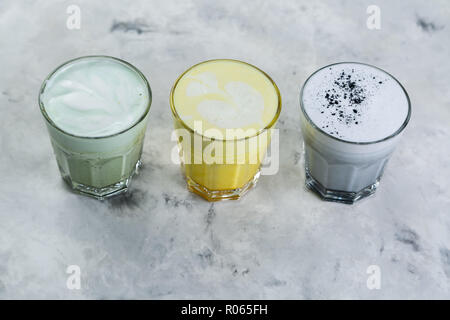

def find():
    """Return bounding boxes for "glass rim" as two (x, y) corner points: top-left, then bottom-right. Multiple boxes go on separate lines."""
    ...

(169, 58), (282, 142)
(299, 61), (412, 145)
(38, 55), (152, 140)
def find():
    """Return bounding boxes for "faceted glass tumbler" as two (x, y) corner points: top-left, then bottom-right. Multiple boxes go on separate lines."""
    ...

(38, 56), (152, 199)
(299, 63), (411, 204)
(169, 59), (282, 202)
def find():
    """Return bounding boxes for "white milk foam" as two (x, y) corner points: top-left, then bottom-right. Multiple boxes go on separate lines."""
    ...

(41, 57), (149, 137)
(302, 63), (409, 143)
(186, 72), (265, 129)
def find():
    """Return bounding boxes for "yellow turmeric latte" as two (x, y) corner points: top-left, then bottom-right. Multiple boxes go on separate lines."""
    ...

(170, 59), (280, 201)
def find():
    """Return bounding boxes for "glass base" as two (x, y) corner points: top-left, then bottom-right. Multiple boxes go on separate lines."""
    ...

(62, 159), (142, 200)
(305, 168), (379, 204)
(186, 170), (261, 202)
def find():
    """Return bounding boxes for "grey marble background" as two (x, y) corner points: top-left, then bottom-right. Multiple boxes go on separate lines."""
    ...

(0, 0), (449, 299)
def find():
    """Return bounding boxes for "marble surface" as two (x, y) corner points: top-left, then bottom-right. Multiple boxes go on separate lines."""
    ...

(0, 0), (449, 299)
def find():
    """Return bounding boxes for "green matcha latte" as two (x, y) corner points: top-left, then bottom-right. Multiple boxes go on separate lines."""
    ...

(39, 56), (152, 199)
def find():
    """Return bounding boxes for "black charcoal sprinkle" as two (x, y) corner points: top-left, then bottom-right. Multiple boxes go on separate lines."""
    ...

(315, 67), (387, 138)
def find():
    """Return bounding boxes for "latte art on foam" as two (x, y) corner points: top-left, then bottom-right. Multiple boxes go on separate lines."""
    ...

(186, 73), (265, 128)
(40, 57), (149, 137)
(173, 60), (279, 139)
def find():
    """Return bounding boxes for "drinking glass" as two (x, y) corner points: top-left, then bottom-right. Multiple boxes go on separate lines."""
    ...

(170, 59), (281, 201)
(39, 56), (152, 199)
(299, 62), (411, 204)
